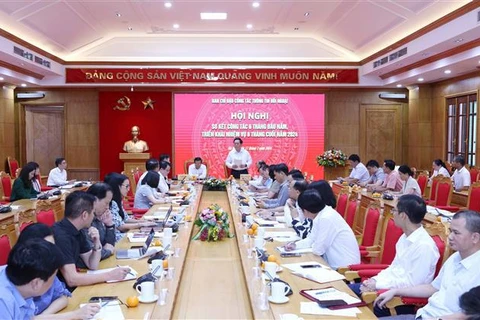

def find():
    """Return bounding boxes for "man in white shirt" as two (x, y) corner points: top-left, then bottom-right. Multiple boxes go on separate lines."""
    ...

(137, 158), (160, 186)
(225, 137), (252, 179)
(375, 210), (480, 319)
(284, 189), (360, 269)
(349, 195), (439, 301)
(340, 154), (370, 185)
(158, 161), (171, 194)
(47, 157), (70, 186)
(451, 155), (471, 191)
(188, 157), (207, 179)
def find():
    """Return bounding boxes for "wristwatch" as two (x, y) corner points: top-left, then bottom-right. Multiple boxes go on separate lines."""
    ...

(92, 245), (102, 251)
(105, 225), (114, 229)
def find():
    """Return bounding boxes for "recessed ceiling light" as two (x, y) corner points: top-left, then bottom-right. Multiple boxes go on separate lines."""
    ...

(115, 13), (121, 17)
(454, 38), (464, 43)
(294, 27), (299, 31)
(418, 78), (424, 82)
(173, 23), (179, 29)
(304, 12), (310, 17)
(252, 2), (260, 8)
(246, 24), (253, 29)
(21, 83), (27, 87)
(164, 2), (172, 8)
(201, 12), (227, 20)
(396, 84), (402, 88)
(444, 70), (451, 74)
(128, 27), (133, 31)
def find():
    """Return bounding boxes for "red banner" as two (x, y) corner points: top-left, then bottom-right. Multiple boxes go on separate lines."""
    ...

(66, 68), (358, 84)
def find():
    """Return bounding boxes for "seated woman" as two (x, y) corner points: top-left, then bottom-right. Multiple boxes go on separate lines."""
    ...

(29, 162), (42, 193)
(431, 159), (451, 179)
(17, 223), (100, 319)
(104, 172), (156, 242)
(134, 171), (169, 209)
(398, 165), (422, 197)
(10, 163), (40, 201)
(248, 163), (273, 192)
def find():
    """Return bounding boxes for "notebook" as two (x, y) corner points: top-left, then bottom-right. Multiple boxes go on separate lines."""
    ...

(115, 228), (155, 259)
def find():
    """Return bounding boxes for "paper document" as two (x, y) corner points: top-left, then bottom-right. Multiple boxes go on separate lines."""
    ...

(80, 301), (125, 320)
(276, 246), (313, 254)
(304, 287), (361, 305)
(234, 159), (243, 167)
(87, 266), (137, 283)
(300, 302), (360, 317)
(283, 261), (345, 283)
(265, 231), (299, 242)
(426, 205), (455, 218)
(127, 232), (177, 243)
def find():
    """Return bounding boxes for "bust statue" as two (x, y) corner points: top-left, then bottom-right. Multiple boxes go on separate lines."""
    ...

(123, 126), (149, 153)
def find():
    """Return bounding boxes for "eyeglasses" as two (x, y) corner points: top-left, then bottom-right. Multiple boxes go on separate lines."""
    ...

(391, 208), (399, 215)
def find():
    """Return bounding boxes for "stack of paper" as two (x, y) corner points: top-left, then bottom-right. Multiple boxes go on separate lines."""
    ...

(254, 218), (285, 228)
(264, 231), (300, 242)
(127, 232), (177, 243)
(426, 205), (454, 218)
(282, 261), (345, 283)
(87, 266), (138, 283)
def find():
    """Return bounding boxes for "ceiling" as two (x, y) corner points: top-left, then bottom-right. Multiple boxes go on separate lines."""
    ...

(0, 0), (479, 88)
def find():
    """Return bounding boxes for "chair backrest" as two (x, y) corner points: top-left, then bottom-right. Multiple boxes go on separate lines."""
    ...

(425, 221), (450, 276)
(36, 209), (56, 227)
(36, 199), (62, 226)
(379, 213), (404, 264)
(7, 157), (19, 179)
(434, 177), (453, 207)
(336, 188), (350, 218)
(184, 158), (195, 174)
(344, 195), (359, 229)
(0, 171), (13, 199)
(428, 175), (444, 202)
(0, 215), (17, 265)
(133, 169), (143, 185)
(469, 166), (478, 184)
(416, 173), (429, 197)
(358, 201), (383, 247)
(466, 182), (480, 212)
(16, 209), (37, 235)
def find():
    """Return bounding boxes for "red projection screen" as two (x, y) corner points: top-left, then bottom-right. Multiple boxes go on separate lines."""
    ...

(174, 93), (325, 179)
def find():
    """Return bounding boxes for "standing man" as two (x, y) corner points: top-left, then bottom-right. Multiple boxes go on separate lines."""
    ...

(451, 155), (471, 191)
(188, 157), (207, 179)
(123, 126), (149, 153)
(340, 154), (370, 185)
(225, 137), (252, 179)
(47, 157), (70, 187)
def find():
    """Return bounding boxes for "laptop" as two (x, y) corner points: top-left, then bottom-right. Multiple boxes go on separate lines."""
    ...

(116, 228), (155, 259)
(140, 205), (173, 232)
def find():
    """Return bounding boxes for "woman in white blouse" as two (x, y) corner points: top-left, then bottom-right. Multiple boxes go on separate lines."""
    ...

(398, 165), (422, 197)
(431, 159), (450, 179)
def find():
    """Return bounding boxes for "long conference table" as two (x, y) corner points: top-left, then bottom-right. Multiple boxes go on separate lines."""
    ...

(60, 183), (376, 319)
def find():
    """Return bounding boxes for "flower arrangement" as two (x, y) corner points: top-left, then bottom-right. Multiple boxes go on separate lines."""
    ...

(316, 148), (348, 167)
(203, 178), (227, 191)
(192, 204), (233, 241)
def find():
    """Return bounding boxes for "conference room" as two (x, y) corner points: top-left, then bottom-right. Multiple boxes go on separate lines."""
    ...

(1, 1), (480, 319)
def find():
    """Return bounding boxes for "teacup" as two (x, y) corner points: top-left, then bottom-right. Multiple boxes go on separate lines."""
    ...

(271, 281), (289, 300)
(136, 281), (155, 300)
(264, 261), (277, 279)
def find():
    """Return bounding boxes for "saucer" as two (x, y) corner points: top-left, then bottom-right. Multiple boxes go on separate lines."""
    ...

(138, 294), (159, 303)
(268, 295), (289, 304)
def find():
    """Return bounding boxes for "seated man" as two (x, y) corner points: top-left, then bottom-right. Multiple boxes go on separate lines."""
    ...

(53, 191), (130, 290)
(158, 161), (171, 193)
(137, 158), (160, 186)
(248, 163), (273, 192)
(257, 163), (290, 211)
(370, 159), (403, 193)
(188, 157), (207, 179)
(375, 210), (480, 319)
(349, 195), (439, 301)
(451, 155), (471, 192)
(340, 154), (370, 185)
(285, 189), (360, 269)
(284, 180), (309, 227)
(362, 159), (386, 188)
(0, 239), (63, 319)
(47, 157), (71, 187)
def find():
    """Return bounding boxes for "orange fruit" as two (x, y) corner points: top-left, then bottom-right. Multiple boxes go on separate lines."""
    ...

(162, 259), (169, 269)
(246, 229), (254, 236)
(154, 239), (162, 247)
(267, 255), (277, 263)
(253, 229), (258, 236)
(251, 223), (258, 231)
(126, 296), (139, 307)
(185, 215), (192, 222)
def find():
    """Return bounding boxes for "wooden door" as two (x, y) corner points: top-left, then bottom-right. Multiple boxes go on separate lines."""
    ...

(25, 106), (64, 172)
(360, 104), (402, 164)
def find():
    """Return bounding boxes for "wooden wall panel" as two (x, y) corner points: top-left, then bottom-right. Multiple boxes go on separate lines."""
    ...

(0, 86), (16, 171)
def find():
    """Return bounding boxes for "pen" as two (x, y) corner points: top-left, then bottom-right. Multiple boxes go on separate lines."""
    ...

(117, 265), (135, 276)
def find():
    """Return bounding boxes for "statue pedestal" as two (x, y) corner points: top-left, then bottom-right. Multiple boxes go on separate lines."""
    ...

(119, 153), (151, 191)
(323, 166), (349, 181)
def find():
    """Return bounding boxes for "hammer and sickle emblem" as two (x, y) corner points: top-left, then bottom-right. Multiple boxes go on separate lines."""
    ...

(113, 96), (131, 111)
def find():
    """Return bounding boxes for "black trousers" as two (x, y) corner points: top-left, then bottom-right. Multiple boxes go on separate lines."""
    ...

(232, 169), (248, 179)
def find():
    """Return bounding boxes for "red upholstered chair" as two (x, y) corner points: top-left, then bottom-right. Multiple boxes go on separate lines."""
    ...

(340, 210), (403, 280)
(357, 202), (384, 262)
(36, 173), (52, 192)
(184, 158), (195, 174)
(425, 175), (443, 204)
(465, 182), (480, 211)
(7, 157), (19, 179)
(0, 235), (11, 265)
(0, 216), (17, 265)
(344, 195), (359, 228)
(36, 209), (56, 227)
(0, 171), (13, 202)
(416, 172), (428, 197)
(469, 166), (478, 183)
(361, 221), (451, 311)
(433, 177), (460, 212)
(336, 188), (350, 218)
(16, 209), (37, 235)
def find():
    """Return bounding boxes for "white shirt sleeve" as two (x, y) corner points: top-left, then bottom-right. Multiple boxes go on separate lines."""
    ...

(47, 168), (67, 186)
